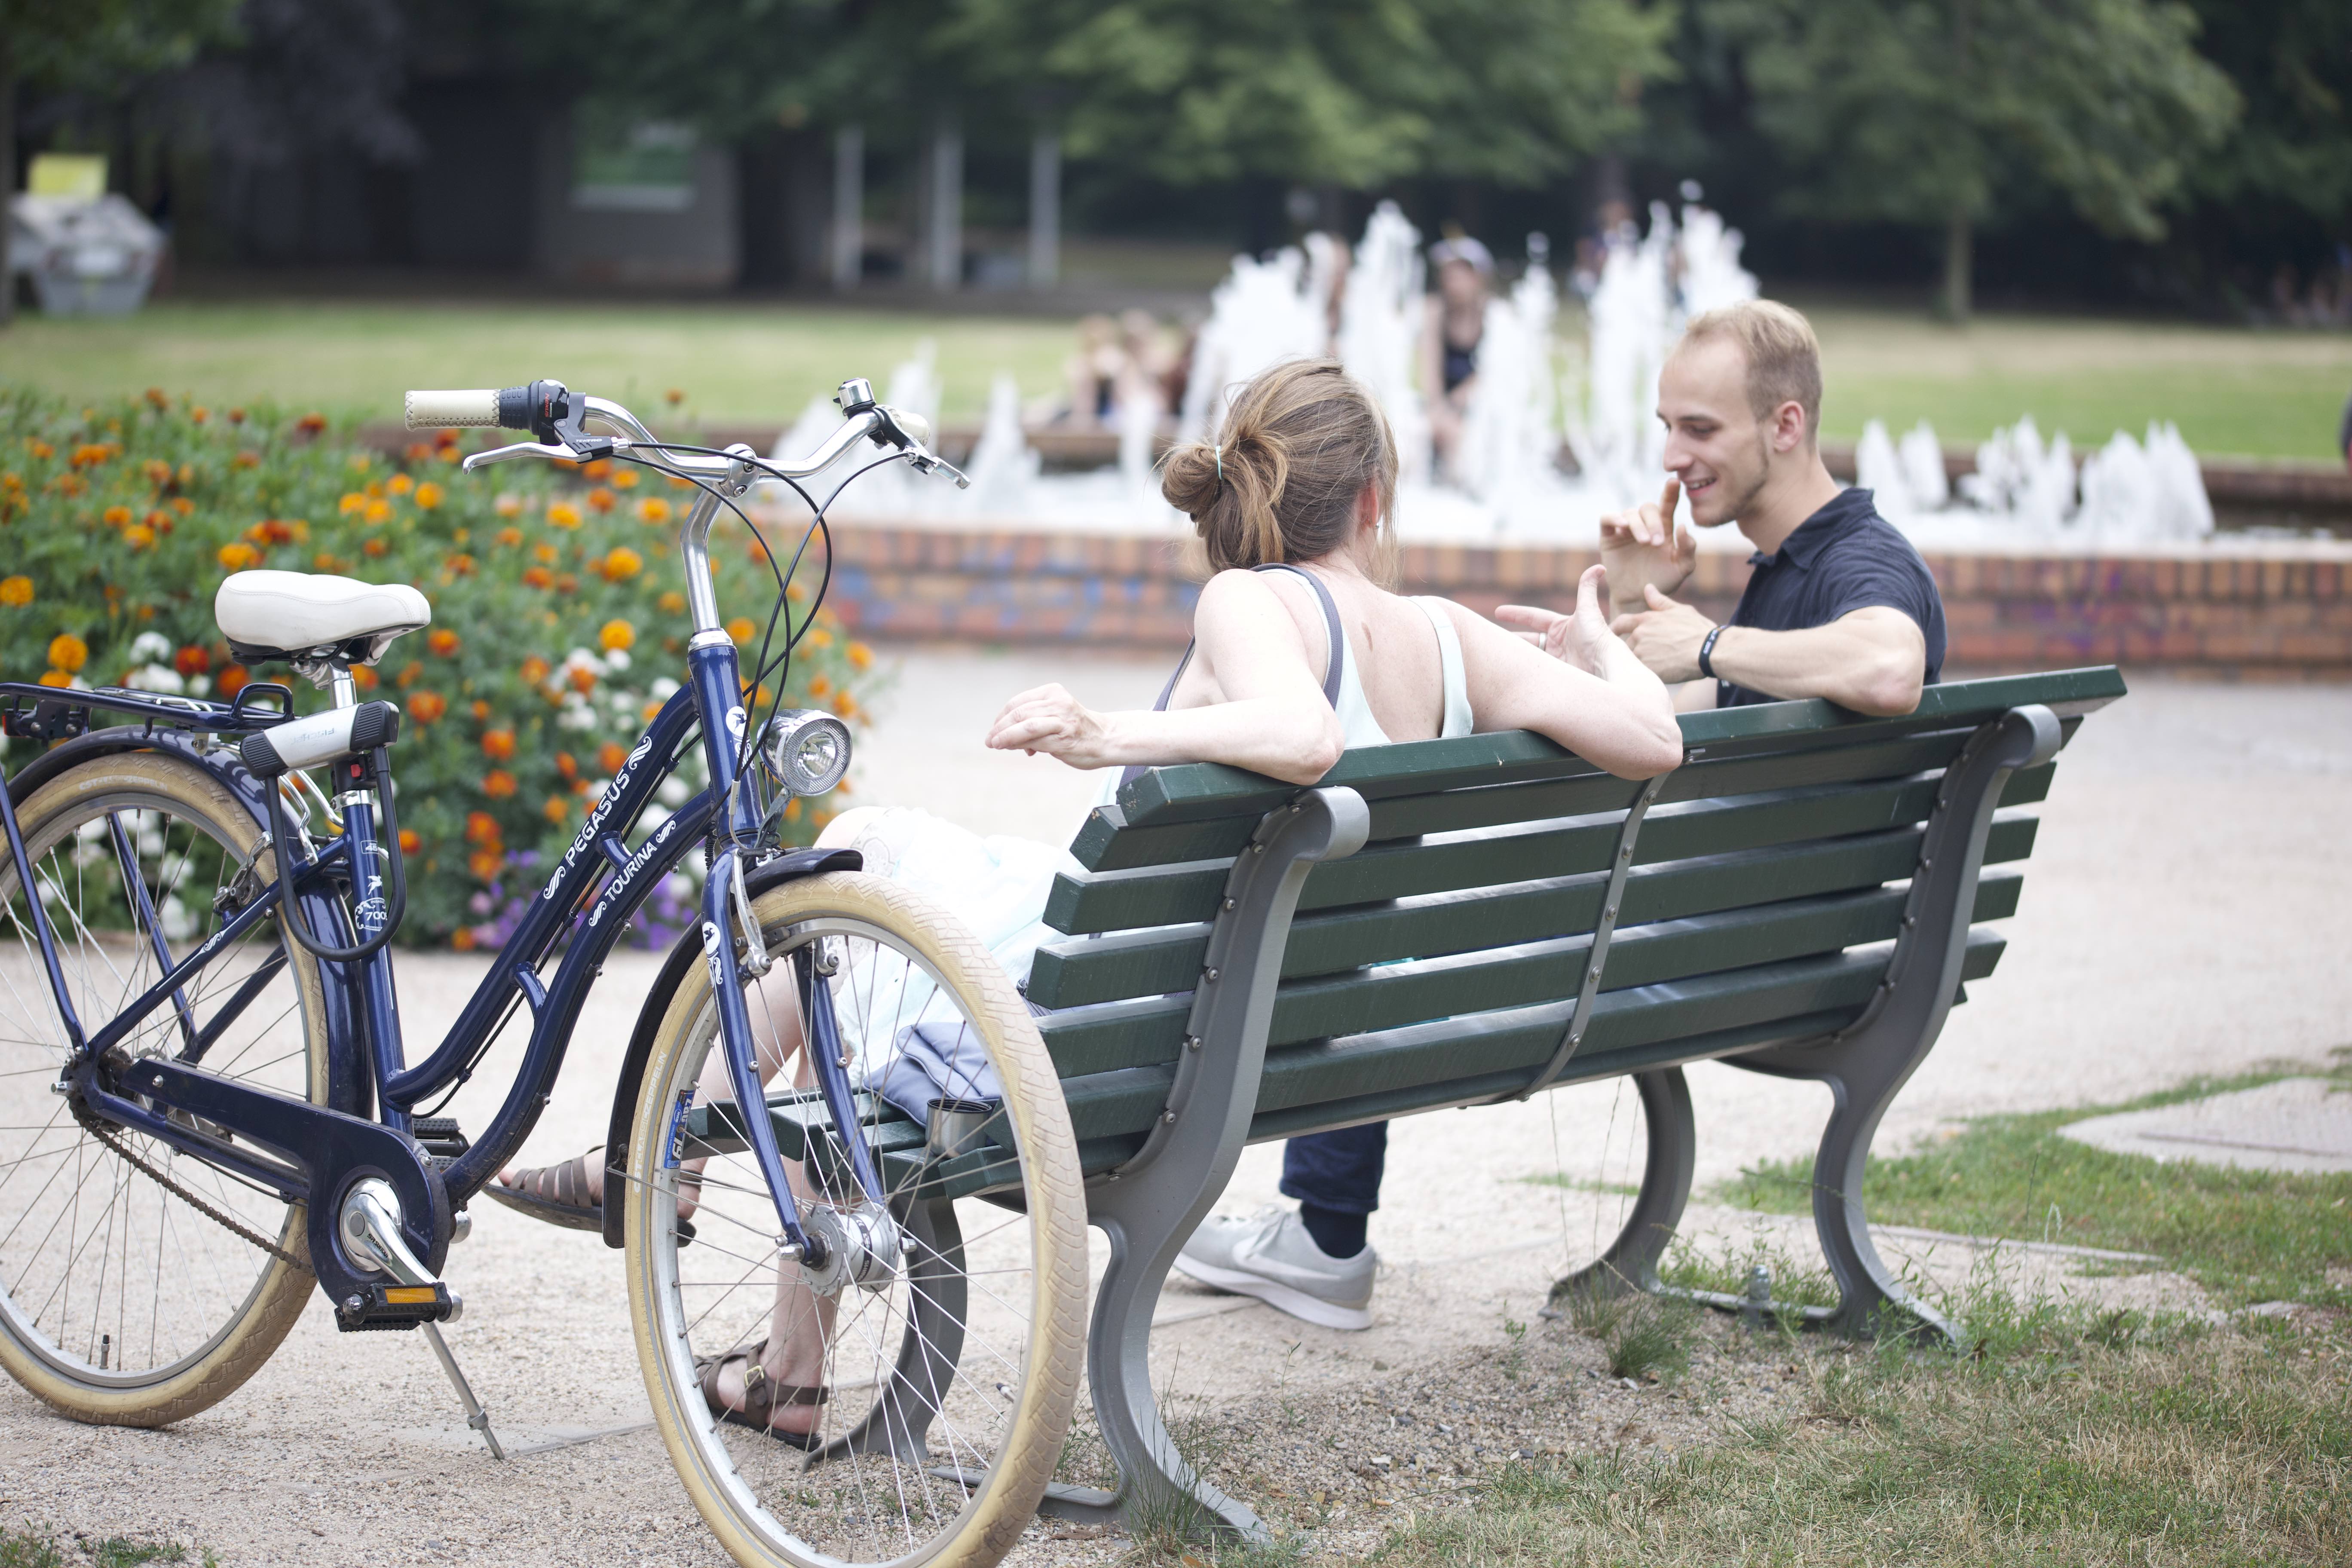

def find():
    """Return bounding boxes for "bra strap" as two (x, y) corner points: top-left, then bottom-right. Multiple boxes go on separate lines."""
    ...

(1117, 562), (1344, 790)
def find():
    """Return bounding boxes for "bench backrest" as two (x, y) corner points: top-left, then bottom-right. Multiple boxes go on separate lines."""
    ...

(1031, 668), (2125, 1171)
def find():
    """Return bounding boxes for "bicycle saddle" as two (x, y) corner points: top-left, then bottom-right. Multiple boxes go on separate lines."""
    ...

(214, 570), (432, 666)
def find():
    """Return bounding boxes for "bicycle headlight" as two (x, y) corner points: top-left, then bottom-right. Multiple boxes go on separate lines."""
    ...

(762, 709), (852, 796)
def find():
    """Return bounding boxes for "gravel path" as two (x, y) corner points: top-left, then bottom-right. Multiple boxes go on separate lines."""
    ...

(5, 654), (2346, 1565)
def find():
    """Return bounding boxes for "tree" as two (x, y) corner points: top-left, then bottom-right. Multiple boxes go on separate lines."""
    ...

(1704, 0), (2239, 320)
(0, 0), (239, 325)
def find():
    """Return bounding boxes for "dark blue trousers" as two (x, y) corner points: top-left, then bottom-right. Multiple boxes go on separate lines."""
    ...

(1278, 1121), (1388, 1214)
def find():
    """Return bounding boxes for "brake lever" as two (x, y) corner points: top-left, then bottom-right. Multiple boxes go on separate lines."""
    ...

(462, 441), (574, 472)
(908, 450), (971, 490)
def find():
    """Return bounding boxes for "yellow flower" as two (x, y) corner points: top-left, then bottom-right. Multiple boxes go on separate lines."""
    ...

(636, 496), (672, 525)
(0, 576), (32, 607)
(610, 469), (639, 490)
(414, 481), (444, 509)
(725, 616), (756, 645)
(339, 492), (367, 514)
(38, 669), (72, 688)
(46, 633), (87, 673)
(847, 640), (873, 670)
(126, 524), (155, 548)
(102, 505), (132, 527)
(805, 627), (833, 649)
(547, 501), (582, 529)
(602, 546), (643, 581)
(599, 619), (635, 651)
(218, 542), (259, 571)
(388, 473), (414, 496)
(363, 498), (392, 524)
(658, 590), (686, 614)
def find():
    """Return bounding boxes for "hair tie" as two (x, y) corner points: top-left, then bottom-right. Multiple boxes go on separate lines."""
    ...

(1211, 444), (1224, 487)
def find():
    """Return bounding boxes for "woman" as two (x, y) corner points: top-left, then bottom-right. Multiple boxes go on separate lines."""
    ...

(493, 359), (1682, 1428)
(1419, 235), (1493, 478)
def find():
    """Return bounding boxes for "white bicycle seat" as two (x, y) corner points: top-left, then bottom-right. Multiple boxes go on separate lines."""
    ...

(214, 570), (432, 665)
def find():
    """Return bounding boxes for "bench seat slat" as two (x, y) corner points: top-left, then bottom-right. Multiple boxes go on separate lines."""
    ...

(1044, 763), (2054, 936)
(1028, 812), (2036, 1007)
(1109, 667), (2122, 829)
(1054, 929), (2008, 1146)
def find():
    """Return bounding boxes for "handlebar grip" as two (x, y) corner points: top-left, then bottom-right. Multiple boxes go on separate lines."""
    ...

(405, 390), (500, 430)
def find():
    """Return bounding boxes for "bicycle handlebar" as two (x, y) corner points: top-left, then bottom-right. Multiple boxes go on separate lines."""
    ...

(404, 389), (500, 429)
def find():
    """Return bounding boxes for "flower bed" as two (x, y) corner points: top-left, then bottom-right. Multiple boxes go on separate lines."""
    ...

(0, 387), (877, 948)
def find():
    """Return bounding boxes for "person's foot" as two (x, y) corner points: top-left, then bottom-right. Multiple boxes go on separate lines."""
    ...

(1173, 1205), (1377, 1331)
(698, 1339), (827, 1446)
(487, 1146), (699, 1231)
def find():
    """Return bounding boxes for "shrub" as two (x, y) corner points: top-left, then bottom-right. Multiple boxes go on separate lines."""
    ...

(0, 386), (876, 949)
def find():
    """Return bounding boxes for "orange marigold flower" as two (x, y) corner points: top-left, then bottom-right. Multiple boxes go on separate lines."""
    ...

(443, 552), (475, 577)
(103, 505), (132, 527)
(339, 493), (367, 515)
(586, 487), (616, 513)
(667, 473), (694, 491)
(38, 670), (73, 688)
(296, 413), (327, 434)
(599, 618), (635, 651)
(314, 553), (344, 572)
(217, 665), (249, 696)
(144, 508), (169, 529)
(642, 699), (664, 722)
(665, 388), (685, 406)
(388, 473), (415, 496)
(363, 498), (392, 524)
(0, 576), (33, 607)
(805, 627), (833, 650)
(568, 665), (596, 694)
(523, 566), (553, 589)
(597, 741), (629, 774)
(832, 690), (857, 720)
(847, 640), (873, 670)
(228, 407), (246, 424)
(174, 645), (210, 677)
(495, 494), (523, 519)
(610, 469), (639, 490)
(555, 751), (579, 781)
(747, 537), (769, 564)
(582, 458), (614, 481)
(47, 633), (87, 673)
(170, 496), (193, 515)
(144, 387), (169, 409)
(398, 828), (422, 855)
(726, 616), (756, 645)
(471, 699), (490, 720)
(404, 443), (433, 463)
(190, 406), (210, 423)
(351, 665), (380, 690)
(70, 443), (113, 468)
(543, 796), (570, 824)
(553, 573), (578, 594)
(126, 525), (156, 549)
(807, 674), (831, 699)
(363, 539), (389, 557)
(602, 547), (643, 581)
(658, 590), (686, 614)
(409, 691), (448, 723)
(533, 542), (559, 565)
(233, 450), (260, 470)
(482, 769), (517, 799)
(520, 655), (551, 685)
(546, 501), (582, 529)
(783, 797), (802, 823)
(142, 459), (172, 486)
(464, 810), (501, 846)
(496, 526), (523, 547)
(414, 481), (444, 510)
(465, 848), (502, 881)
(636, 496), (671, 525)
(428, 628), (460, 656)
(217, 542), (259, 571)
(481, 729), (517, 761)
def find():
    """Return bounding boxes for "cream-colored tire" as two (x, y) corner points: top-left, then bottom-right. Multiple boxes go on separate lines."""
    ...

(0, 750), (328, 1426)
(624, 870), (1086, 1568)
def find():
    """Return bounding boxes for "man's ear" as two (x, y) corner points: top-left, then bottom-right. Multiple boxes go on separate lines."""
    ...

(1770, 400), (1810, 455)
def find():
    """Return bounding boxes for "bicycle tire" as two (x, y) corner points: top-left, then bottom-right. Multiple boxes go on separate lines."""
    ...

(623, 870), (1086, 1568)
(0, 750), (330, 1427)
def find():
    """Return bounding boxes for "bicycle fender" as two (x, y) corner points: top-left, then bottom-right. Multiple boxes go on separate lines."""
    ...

(599, 845), (863, 1249)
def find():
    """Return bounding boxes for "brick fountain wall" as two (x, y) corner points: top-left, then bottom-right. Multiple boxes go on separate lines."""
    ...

(816, 521), (2352, 678)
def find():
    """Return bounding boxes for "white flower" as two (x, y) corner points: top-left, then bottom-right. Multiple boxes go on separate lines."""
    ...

(129, 631), (172, 662)
(604, 649), (631, 672)
(126, 664), (185, 695)
(656, 776), (689, 807)
(650, 677), (681, 699)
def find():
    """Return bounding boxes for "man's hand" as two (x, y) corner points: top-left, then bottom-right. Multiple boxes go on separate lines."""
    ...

(1611, 584), (1716, 683)
(1599, 478), (1697, 615)
(986, 683), (1116, 768)
(1496, 564), (1618, 677)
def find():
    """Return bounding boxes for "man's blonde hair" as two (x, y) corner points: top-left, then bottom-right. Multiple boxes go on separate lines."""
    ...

(1676, 299), (1823, 446)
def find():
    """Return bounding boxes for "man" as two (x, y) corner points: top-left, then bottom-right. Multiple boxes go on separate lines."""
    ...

(1584, 299), (1946, 715)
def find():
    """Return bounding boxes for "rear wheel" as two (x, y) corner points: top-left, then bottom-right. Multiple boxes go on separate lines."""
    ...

(625, 870), (1086, 1568)
(0, 750), (329, 1426)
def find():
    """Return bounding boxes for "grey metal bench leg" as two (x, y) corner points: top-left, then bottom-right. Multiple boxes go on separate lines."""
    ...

(1544, 1066), (1696, 1312)
(1732, 704), (2063, 1341)
(1045, 786), (1369, 1542)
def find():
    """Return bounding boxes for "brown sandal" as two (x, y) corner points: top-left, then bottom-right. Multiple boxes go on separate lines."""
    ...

(483, 1147), (698, 1244)
(697, 1339), (828, 1450)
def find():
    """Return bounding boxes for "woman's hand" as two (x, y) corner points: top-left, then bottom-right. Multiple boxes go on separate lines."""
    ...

(986, 683), (1118, 769)
(1495, 564), (1619, 677)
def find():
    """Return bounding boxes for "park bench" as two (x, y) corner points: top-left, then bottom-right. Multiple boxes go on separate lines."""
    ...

(1011, 665), (2124, 1539)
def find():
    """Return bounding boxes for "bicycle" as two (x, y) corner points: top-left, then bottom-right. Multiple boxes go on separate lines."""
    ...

(0, 378), (1089, 1568)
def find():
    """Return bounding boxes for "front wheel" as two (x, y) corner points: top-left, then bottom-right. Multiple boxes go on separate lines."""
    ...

(623, 870), (1087, 1568)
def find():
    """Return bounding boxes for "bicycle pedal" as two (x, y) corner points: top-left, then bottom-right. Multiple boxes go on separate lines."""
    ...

(411, 1117), (471, 1159)
(335, 1280), (459, 1332)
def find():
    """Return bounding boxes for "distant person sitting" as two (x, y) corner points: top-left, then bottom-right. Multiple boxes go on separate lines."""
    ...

(1537, 299), (1946, 717)
(1419, 235), (1492, 477)
(1058, 313), (1127, 432)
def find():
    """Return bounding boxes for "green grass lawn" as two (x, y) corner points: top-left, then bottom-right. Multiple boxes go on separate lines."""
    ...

(5, 295), (2349, 459)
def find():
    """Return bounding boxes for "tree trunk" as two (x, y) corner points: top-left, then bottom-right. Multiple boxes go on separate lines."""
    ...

(1942, 206), (1972, 325)
(925, 115), (961, 293)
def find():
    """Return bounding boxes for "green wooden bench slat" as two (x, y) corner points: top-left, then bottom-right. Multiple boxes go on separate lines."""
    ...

(1029, 812), (2036, 1008)
(1109, 667), (2122, 829)
(1044, 760), (2053, 939)
(1054, 929), (2008, 1145)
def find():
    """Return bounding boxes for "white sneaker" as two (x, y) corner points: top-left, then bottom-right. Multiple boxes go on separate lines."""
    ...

(1173, 1205), (1376, 1331)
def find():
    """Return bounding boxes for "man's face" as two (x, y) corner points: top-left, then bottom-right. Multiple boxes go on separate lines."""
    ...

(1657, 337), (1771, 528)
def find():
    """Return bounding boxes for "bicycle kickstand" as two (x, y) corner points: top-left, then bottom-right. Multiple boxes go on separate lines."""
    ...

(421, 1321), (507, 1461)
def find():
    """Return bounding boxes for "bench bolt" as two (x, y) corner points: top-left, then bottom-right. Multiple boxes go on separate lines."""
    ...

(1184, 1035), (1201, 1051)
(1161, 1110), (1176, 1124)
(1203, 967), (1219, 982)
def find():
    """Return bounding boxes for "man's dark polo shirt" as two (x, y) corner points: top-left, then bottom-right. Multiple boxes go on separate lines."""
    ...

(1717, 487), (1946, 708)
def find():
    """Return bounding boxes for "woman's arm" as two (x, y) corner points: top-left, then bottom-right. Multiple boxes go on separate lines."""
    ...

(1472, 565), (1685, 779)
(986, 570), (1344, 784)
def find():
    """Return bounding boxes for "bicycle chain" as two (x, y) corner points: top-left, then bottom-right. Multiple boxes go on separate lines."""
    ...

(86, 1120), (312, 1274)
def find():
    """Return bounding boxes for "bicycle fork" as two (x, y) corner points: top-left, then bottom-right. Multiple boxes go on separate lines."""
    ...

(700, 848), (900, 1291)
